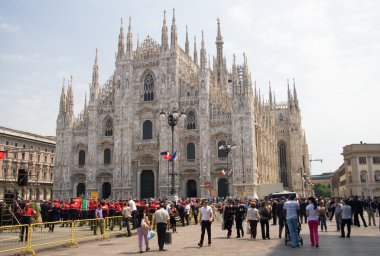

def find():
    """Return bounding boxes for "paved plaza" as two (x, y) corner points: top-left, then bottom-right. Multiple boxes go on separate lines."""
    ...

(33, 217), (380, 256)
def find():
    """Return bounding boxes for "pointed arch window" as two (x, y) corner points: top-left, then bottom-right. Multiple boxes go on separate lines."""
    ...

(218, 140), (228, 158)
(187, 111), (196, 129)
(104, 148), (111, 165)
(142, 120), (153, 140)
(144, 73), (154, 101)
(104, 118), (113, 136)
(278, 141), (288, 187)
(187, 143), (195, 160)
(78, 150), (85, 166)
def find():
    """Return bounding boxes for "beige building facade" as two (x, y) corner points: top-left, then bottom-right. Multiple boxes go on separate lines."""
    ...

(0, 127), (55, 201)
(53, 12), (311, 200)
(332, 143), (380, 198)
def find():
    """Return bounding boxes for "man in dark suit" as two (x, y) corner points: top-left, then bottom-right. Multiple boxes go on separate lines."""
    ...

(276, 197), (286, 238)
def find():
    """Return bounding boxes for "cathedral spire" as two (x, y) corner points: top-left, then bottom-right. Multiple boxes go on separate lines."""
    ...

(287, 79), (293, 110)
(293, 78), (299, 110)
(200, 31), (207, 70)
(136, 33), (140, 49)
(193, 36), (198, 65)
(215, 18), (224, 75)
(269, 81), (273, 109)
(59, 78), (66, 113)
(117, 18), (125, 59)
(66, 76), (74, 116)
(185, 25), (190, 55)
(170, 8), (177, 50)
(92, 48), (99, 87)
(161, 10), (169, 52)
(127, 17), (133, 58)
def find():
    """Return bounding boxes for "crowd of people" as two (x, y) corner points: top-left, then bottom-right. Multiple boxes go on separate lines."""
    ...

(1, 195), (379, 252)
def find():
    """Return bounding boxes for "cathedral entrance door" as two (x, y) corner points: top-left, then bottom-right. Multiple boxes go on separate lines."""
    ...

(218, 178), (228, 198)
(186, 179), (197, 198)
(102, 182), (111, 199)
(77, 183), (86, 197)
(140, 170), (154, 199)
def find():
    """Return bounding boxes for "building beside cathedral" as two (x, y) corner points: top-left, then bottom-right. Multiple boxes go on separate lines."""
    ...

(53, 11), (312, 199)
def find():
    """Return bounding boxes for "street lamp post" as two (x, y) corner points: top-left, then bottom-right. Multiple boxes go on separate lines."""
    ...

(218, 142), (236, 197)
(160, 107), (186, 196)
(309, 157), (323, 196)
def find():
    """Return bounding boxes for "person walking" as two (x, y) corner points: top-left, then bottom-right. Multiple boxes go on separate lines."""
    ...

(277, 197), (286, 238)
(283, 195), (300, 248)
(365, 198), (376, 226)
(136, 208), (151, 253)
(222, 200), (234, 238)
(198, 199), (213, 247)
(122, 202), (132, 237)
(340, 199), (352, 238)
(129, 197), (137, 229)
(259, 201), (271, 240)
(152, 203), (170, 252)
(333, 199), (343, 231)
(169, 203), (178, 233)
(247, 202), (260, 239)
(318, 201), (327, 232)
(235, 200), (246, 238)
(94, 204), (104, 235)
(306, 196), (319, 247)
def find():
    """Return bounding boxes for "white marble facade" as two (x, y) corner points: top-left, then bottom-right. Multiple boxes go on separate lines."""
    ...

(53, 11), (310, 200)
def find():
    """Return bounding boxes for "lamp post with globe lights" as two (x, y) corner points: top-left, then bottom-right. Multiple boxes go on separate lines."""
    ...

(218, 142), (236, 197)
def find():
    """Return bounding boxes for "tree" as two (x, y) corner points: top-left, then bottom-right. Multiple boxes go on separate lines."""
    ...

(314, 183), (331, 198)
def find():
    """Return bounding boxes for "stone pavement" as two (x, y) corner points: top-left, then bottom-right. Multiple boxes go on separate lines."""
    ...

(36, 218), (379, 256)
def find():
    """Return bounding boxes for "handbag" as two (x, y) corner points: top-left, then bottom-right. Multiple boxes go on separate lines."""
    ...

(246, 224), (251, 234)
(141, 218), (149, 230)
(164, 231), (172, 244)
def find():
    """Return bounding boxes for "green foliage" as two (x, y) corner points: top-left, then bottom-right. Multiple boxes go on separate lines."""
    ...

(314, 183), (331, 198)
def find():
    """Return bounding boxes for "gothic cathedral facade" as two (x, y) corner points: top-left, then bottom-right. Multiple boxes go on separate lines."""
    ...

(53, 11), (311, 200)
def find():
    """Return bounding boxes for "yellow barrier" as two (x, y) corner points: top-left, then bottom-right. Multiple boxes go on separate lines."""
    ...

(73, 218), (106, 242)
(29, 220), (75, 254)
(104, 216), (126, 238)
(0, 224), (29, 254)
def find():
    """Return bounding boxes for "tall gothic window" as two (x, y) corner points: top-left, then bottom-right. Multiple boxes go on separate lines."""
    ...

(143, 120), (153, 140)
(187, 143), (195, 160)
(104, 148), (111, 164)
(278, 141), (288, 187)
(144, 73), (154, 101)
(218, 141), (227, 158)
(187, 111), (196, 129)
(105, 118), (113, 136)
(78, 150), (85, 166)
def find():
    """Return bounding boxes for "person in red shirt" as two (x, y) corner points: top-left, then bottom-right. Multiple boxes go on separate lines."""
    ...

(19, 203), (36, 242)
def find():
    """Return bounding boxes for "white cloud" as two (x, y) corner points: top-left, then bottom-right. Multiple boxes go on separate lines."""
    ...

(0, 22), (19, 32)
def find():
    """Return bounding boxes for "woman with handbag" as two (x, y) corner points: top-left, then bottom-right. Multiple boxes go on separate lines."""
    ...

(306, 196), (319, 247)
(137, 207), (151, 253)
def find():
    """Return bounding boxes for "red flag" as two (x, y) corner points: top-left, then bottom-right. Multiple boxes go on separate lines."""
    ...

(0, 151), (5, 160)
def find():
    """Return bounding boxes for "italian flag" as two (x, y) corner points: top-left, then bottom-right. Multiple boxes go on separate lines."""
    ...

(219, 169), (233, 176)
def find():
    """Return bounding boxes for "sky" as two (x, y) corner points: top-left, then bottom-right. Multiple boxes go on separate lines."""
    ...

(0, 0), (379, 175)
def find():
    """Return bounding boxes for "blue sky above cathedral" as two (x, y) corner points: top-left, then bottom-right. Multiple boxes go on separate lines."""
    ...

(0, 0), (379, 175)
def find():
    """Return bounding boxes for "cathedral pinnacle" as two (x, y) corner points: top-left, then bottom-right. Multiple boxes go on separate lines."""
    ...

(200, 30), (207, 70)
(293, 78), (299, 110)
(127, 17), (133, 58)
(59, 78), (66, 113)
(66, 76), (74, 116)
(92, 48), (99, 87)
(161, 10), (169, 51)
(117, 18), (125, 58)
(170, 8), (177, 49)
(193, 36), (198, 65)
(185, 25), (189, 55)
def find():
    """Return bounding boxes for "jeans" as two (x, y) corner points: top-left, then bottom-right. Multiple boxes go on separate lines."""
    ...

(124, 217), (132, 236)
(286, 218), (299, 247)
(156, 223), (167, 250)
(94, 218), (104, 235)
(367, 210), (376, 226)
(318, 214), (327, 231)
(308, 220), (319, 246)
(260, 219), (270, 239)
(249, 220), (258, 238)
(137, 227), (149, 248)
(335, 213), (342, 231)
(199, 220), (212, 245)
(341, 218), (351, 237)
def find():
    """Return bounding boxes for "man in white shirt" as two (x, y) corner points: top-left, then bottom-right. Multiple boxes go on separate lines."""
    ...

(198, 199), (214, 247)
(340, 200), (352, 238)
(122, 202), (132, 237)
(128, 197), (137, 229)
(185, 202), (191, 225)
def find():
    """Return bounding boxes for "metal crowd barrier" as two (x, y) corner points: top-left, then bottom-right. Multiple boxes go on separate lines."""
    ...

(104, 216), (125, 238)
(0, 224), (29, 254)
